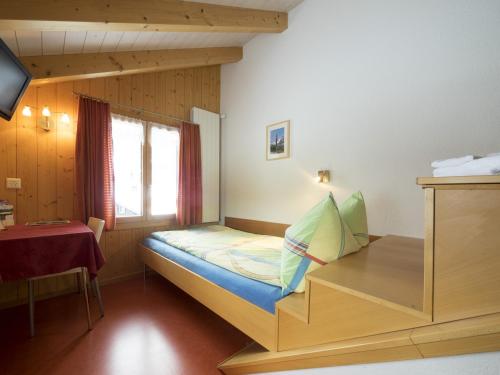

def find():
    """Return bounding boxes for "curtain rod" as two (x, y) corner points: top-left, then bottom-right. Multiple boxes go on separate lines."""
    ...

(73, 91), (196, 125)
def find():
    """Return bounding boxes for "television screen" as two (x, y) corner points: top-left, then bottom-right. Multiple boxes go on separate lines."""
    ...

(0, 38), (32, 121)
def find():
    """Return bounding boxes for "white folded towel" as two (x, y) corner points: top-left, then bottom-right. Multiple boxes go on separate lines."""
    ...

(431, 155), (478, 169)
(433, 155), (500, 177)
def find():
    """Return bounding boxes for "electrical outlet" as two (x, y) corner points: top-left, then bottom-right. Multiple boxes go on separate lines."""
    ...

(6, 178), (21, 189)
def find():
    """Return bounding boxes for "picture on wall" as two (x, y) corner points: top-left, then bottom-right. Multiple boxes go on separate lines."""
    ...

(266, 120), (290, 160)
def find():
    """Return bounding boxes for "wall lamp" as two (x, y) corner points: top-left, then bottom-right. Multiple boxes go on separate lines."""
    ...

(316, 170), (330, 183)
(22, 105), (71, 131)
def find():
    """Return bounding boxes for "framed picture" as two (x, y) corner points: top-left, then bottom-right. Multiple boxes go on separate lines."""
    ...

(266, 120), (290, 160)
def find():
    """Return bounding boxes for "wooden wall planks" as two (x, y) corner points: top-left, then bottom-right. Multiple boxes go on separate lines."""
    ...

(0, 65), (221, 308)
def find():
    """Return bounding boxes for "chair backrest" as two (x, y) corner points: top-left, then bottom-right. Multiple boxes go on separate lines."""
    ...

(87, 217), (105, 242)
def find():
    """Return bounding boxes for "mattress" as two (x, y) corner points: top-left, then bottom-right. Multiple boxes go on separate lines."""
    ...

(143, 237), (284, 313)
(151, 225), (283, 287)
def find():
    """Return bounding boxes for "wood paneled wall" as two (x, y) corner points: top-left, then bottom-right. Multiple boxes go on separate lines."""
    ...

(0, 66), (220, 307)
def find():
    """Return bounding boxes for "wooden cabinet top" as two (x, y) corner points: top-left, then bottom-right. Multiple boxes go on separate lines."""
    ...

(417, 176), (500, 186)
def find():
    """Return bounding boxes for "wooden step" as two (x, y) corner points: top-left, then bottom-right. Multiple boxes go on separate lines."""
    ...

(276, 292), (308, 323)
(307, 235), (427, 319)
(219, 313), (500, 374)
(276, 235), (431, 350)
(276, 235), (422, 328)
(220, 331), (417, 375)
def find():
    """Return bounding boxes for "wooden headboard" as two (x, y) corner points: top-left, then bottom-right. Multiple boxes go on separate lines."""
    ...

(224, 216), (381, 242)
(225, 217), (289, 237)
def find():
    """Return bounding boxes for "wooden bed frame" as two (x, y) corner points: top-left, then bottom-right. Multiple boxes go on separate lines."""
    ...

(139, 216), (379, 351)
(139, 216), (291, 351)
(139, 245), (277, 350)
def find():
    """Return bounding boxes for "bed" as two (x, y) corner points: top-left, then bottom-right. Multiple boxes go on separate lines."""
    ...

(139, 218), (291, 351)
(142, 235), (283, 313)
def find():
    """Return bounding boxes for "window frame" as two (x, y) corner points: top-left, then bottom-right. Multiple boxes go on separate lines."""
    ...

(112, 112), (179, 229)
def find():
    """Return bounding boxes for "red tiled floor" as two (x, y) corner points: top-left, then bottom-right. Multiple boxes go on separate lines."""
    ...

(0, 275), (251, 375)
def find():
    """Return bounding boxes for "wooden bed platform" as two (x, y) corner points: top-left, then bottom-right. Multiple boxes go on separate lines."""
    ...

(140, 243), (277, 350)
(139, 176), (500, 373)
(139, 216), (293, 351)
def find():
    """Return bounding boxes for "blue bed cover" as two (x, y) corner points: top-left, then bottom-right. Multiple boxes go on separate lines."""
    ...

(143, 237), (284, 313)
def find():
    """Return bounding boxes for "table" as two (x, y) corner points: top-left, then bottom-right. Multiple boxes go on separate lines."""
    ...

(0, 220), (105, 282)
(0, 220), (106, 336)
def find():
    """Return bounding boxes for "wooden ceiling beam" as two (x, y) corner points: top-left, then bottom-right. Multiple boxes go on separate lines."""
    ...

(0, 1), (287, 33)
(21, 47), (243, 84)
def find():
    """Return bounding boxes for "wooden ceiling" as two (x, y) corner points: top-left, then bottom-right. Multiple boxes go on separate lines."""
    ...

(0, 0), (302, 84)
(0, 30), (255, 57)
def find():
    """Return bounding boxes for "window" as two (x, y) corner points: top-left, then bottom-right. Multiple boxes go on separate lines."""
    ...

(112, 114), (179, 224)
(112, 115), (144, 218)
(149, 124), (179, 216)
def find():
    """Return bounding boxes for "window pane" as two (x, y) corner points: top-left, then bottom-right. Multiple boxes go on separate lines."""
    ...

(150, 125), (179, 216)
(112, 115), (144, 217)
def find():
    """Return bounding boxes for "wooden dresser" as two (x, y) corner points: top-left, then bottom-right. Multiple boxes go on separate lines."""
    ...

(418, 176), (500, 322)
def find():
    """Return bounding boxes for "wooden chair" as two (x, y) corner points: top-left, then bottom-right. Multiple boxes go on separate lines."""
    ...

(27, 217), (105, 337)
(87, 217), (105, 318)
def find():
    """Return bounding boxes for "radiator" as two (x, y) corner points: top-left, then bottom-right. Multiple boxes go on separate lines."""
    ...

(190, 107), (220, 223)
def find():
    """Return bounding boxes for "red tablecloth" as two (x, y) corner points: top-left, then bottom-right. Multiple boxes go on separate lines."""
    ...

(0, 221), (105, 282)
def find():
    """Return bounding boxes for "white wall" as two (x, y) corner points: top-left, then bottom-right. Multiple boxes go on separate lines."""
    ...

(221, 0), (500, 237)
(261, 351), (500, 375)
(221, 1), (500, 372)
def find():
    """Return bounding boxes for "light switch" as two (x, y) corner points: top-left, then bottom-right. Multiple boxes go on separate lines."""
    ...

(6, 178), (21, 189)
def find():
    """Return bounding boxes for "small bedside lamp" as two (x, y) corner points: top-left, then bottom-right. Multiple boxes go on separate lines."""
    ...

(316, 170), (330, 183)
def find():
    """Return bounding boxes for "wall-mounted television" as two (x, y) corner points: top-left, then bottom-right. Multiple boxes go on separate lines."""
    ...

(0, 38), (32, 121)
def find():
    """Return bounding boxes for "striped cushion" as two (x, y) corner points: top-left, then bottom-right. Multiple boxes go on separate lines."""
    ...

(339, 191), (370, 248)
(280, 193), (361, 294)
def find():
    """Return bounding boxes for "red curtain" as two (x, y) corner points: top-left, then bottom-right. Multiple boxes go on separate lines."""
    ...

(177, 122), (202, 226)
(75, 97), (115, 231)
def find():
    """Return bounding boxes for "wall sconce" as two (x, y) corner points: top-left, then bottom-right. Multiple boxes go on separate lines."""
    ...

(39, 106), (52, 131)
(41, 106), (51, 117)
(22, 105), (70, 131)
(22, 106), (32, 117)
(61, 113), (70, 124)
(316, 170), (330, 183)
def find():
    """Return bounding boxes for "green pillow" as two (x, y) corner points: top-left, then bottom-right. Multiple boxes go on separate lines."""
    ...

(339, 191), (369, 247)
(280, 193), (361, 294)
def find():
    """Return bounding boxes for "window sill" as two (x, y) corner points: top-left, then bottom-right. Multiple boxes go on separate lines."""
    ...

(114, 215), (177, 231)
